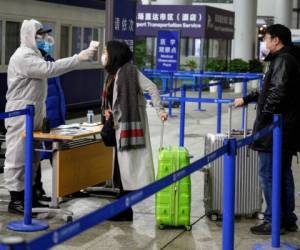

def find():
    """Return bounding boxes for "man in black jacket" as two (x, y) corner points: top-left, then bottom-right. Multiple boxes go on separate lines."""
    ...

(234, 24), (300, 235)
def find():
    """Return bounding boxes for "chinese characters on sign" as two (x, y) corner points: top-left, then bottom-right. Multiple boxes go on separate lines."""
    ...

(156, 30), (180, 71)
(136, 5), (234, 39)
(113, 0), (136, 51)
(136, 5), (205, 38)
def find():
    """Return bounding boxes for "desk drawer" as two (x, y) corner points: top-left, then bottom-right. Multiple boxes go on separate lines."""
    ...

(56, 141), (113, 197)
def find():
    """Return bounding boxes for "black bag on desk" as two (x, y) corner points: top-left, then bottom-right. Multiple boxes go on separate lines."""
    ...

(100, 116), (116, 147)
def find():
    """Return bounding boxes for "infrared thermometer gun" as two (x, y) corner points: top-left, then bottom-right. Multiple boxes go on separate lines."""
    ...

(89, 41), (100, 51)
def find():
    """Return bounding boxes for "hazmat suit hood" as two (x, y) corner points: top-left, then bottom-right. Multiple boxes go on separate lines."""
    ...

(20, 19), (42, 50)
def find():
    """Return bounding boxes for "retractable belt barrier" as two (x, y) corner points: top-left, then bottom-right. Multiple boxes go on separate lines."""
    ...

(0, 105), (49, 233)
(1, 113), (295, 250)
(143, 69), (264, 119)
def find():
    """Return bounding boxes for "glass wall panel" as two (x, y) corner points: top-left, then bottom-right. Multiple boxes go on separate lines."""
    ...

(5, 21), (21, 64)
(60, 26), (69, 58)
(72, 27), (82, 54)
(83, 27), (92, 49)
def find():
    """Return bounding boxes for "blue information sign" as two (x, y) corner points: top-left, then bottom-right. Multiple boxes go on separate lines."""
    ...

(156, 30), (180, 71)
(113, 0), (137, 51)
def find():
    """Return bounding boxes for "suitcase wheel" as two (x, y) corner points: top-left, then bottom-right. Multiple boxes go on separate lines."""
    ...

(158, 224), (165, 230)
(66, 216), (73, 223)
(209, 213), (219, 221)
(185, 225), (192, 231)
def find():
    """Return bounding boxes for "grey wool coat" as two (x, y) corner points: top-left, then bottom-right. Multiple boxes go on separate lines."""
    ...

(112, 69), (164, 190)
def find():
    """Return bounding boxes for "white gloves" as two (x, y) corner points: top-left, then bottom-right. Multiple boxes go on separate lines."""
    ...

(78, 41), (100, 62)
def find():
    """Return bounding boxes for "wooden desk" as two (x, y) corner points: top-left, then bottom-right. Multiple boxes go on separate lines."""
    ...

(33, 125), (113, 208)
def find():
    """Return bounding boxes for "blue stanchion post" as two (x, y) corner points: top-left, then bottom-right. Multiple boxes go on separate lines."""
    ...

(162, 77), (168, 93)
(24, 105), (34, 226)
(7, 105), (49, 232)
(179, 85), (186, 147)
(217, 80), (222, 133)
(193, 75), (197, 91)
(272, 114), (282, 247)
(242, 78), (248, 130)
(222, 138), (237, 250)
(168, 72), (174, 117)
(253, 114), (297, 250)
(196, 75), (206, 111)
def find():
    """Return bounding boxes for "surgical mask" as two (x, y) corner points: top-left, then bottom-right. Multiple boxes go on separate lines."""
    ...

(261, 42), (270, 56)
(101, 54), (108, 66)
(36, 35), (55, 56)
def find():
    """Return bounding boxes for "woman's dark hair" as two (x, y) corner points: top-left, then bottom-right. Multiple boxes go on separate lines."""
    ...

(265, 24), (292, 46)
(104, 40), (133, 75)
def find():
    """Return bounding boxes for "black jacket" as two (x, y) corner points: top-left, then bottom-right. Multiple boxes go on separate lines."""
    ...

(243, 46), (300, 153)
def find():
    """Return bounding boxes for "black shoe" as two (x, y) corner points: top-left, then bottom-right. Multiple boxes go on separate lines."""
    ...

(34, 186), (51, 202)
(32, 200), (48, 208)
(108, 208), (133, 222)
(285, 223), (298, 232)
(8, 200), (24, 215)
(250, 221), (286, 235)
(38, 194), (51, 202)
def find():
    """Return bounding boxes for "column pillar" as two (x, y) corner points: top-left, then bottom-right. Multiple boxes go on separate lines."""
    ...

(274, 0), (293, 27)
(233, 0), (257, 61)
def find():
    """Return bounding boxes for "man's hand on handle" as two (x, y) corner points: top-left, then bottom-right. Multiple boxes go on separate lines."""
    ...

(233, 98), (244, 108)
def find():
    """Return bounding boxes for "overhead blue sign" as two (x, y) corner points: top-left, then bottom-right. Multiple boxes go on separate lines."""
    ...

(156, 30), (180, 71)
(136, 5), (234, 39)
(113, 0), (137, 50)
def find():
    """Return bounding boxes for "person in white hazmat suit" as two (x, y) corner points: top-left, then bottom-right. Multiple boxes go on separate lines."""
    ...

(4, 19), (98, 214)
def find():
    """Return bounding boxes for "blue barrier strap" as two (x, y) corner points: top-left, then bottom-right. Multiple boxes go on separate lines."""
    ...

(27, 145), (228, 250)
(159, 96), (234, 104)
(142, 69), (263, 81)
(143, 95), (234, 105)
(0, 109), (29, 120)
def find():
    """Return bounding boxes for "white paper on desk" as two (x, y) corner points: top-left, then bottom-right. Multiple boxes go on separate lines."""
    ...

(53, 128), (88, 135)
(56, 123), (80, 129)
(81, 122), (102, 127)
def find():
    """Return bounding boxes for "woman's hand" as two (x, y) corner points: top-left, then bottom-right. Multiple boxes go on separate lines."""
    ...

(159, 111), (168, 121)
(104, 109), (112, 120)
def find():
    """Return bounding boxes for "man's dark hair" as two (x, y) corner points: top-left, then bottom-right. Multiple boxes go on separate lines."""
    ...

(265, 24), (292, 46)
(105, 40), (133, 75)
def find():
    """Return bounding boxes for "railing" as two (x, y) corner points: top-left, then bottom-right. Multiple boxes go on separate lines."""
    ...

(1, 104), (296, 249)
(143, 69), (263, 131)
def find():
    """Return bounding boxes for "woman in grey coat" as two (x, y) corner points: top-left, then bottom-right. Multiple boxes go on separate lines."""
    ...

(101, 41), (167, 221)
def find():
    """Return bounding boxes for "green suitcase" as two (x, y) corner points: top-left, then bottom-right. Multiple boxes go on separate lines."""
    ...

(155, 146), (191, 230)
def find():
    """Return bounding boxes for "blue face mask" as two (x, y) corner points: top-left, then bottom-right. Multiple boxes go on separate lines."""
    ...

(36, 39), (54, 56)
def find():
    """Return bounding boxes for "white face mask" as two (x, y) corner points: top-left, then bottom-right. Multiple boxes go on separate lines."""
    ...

(261, 42), (270, 56)
(101, 54), (108, 66)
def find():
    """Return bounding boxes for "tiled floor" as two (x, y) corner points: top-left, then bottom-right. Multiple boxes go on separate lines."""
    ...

(0, 89), (299, 249)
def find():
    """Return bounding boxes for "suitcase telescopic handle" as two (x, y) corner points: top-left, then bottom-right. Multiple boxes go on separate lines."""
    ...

(160, 120), (165, 148)
(228, 103), (248, 138)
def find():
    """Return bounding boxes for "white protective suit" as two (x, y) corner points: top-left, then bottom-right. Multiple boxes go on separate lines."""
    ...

(4, 19), (82, 191)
